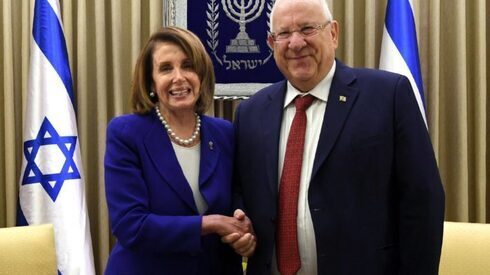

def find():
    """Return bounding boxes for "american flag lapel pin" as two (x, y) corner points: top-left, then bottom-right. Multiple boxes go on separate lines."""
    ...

(339, 95), (347, 103)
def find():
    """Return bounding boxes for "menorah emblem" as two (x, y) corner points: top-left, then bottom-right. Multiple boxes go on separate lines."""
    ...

(222, 0), (265, 53)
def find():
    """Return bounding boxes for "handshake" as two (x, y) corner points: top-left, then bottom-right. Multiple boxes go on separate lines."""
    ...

(201, 209), (256, 257)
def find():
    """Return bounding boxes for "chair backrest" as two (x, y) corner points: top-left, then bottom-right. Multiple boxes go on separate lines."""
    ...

(439, 221), (490, 275)
(0, 224), (57, 275)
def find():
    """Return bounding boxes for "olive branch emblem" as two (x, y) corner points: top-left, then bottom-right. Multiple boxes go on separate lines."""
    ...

(206, 0), (222, 65)
(264, 0), (275, 59)
(205, 0), (275, 68)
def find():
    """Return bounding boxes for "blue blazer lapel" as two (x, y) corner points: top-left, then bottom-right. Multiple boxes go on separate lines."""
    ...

(263, 81), (287, 196)
(144, 116), (197, 213)
(198, 117), (220, 208)
(312, 63), (359, 178)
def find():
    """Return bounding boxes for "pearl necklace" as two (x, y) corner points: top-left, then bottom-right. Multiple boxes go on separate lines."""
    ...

(155, 106), (201, 146)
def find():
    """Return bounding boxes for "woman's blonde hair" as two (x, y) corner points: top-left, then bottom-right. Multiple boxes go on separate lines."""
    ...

(131, 26), (215, 114)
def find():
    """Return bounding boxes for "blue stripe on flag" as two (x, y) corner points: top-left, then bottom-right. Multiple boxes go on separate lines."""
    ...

(33, 0), (75, 107)
(16, 200), (28, 226)
(385, 0), (425, 105)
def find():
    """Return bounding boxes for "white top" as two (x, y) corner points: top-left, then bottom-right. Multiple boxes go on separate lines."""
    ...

(172, 142), (208, 214)
(273, 61), (336, 275)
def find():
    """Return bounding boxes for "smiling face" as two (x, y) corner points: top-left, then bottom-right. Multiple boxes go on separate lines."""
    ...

(269, 0), (338, 92)
(151, 42), (201, 115)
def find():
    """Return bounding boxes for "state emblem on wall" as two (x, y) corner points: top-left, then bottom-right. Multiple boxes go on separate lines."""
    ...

(165, 0), (283, 97)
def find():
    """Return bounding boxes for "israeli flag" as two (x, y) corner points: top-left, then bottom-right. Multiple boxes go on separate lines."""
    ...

(17, 0), (95, 274)
(380, 0), (427, 127)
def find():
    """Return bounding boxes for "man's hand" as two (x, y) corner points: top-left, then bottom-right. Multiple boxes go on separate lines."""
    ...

(221, 209), (256, 257)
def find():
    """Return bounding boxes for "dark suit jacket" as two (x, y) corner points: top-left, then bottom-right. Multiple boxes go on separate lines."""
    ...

(234, 61), (445, 275)
(104, 112), (241, 275)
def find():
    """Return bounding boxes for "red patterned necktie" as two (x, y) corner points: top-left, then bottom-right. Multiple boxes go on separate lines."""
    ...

(276, 94), (315, 275)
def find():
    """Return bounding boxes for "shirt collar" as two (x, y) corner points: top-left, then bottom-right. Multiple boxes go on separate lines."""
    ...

(283, 60), (336, 108)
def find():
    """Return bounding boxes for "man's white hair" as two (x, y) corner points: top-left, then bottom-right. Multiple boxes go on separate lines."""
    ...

(269, 0), (333, 32)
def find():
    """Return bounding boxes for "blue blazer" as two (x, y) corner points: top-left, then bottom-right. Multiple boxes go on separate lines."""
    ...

(234, 61), (445, 275)
(104, 112), (242, 275)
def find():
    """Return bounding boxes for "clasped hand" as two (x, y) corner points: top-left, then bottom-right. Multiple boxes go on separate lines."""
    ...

(202, 209), (256, 257)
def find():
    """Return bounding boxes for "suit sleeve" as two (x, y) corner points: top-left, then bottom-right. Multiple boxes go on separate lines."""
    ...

(232, 104), (246, 212)
(393, 76), (445, 274)
(104, 117), (202, 254)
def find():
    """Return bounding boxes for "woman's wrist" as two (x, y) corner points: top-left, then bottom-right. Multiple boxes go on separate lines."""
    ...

(201, 214), (218, 235)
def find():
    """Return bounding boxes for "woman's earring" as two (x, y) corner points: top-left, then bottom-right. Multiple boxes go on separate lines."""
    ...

(149, 90), (155, 98)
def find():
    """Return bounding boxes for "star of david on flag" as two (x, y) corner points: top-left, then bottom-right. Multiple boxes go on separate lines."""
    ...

(17, 0), (95, 274)
(22, 117), (80, 202)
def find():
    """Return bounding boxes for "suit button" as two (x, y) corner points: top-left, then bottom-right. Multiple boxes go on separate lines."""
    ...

(270, 217), (276, 223)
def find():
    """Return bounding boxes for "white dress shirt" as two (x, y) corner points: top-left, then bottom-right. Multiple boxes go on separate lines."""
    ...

(273, 61), (336, 275)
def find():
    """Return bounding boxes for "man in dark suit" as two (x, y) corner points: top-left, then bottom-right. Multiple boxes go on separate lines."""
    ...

(232, 0), (445, 274)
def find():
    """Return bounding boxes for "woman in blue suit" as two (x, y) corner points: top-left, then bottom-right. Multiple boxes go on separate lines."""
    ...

(104, 27), (255, 274)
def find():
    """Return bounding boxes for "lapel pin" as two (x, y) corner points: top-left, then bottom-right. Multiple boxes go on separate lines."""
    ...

(339, 95), (347, 103)
(209, 141), (214, 150)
